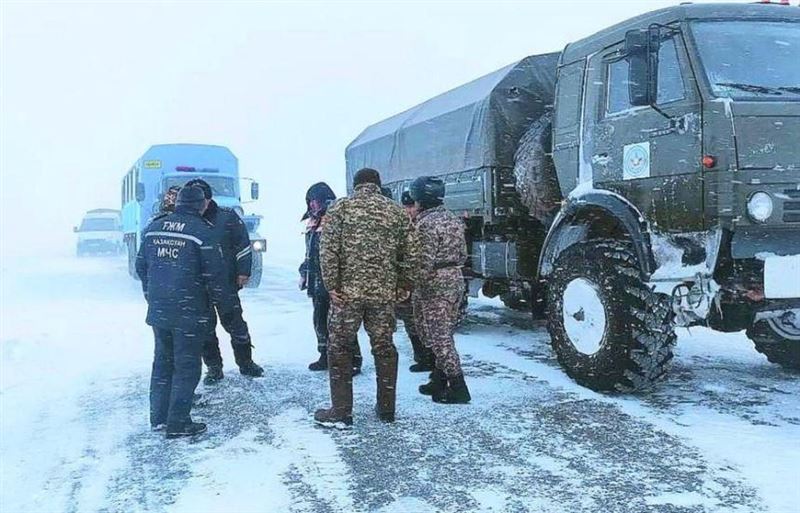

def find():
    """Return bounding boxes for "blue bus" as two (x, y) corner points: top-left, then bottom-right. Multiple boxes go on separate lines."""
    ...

(121, 143), (265, 286)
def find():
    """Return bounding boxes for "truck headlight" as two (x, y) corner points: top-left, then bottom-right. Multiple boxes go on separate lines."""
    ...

(747, 192), (774, 223)
(251, 239), (266, 252)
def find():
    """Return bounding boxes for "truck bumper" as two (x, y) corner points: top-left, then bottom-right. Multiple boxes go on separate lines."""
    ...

(731, 226), (800, 259)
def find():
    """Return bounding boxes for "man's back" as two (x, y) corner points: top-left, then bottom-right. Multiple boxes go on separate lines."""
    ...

(320, 182), (417, 302)
(136, 210), (229, 330)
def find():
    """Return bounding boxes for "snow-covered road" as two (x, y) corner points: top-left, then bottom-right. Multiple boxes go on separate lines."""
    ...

(1, 256), (798, 513)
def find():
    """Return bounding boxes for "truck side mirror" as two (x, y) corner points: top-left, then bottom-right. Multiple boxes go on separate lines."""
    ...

(624, 28), (659, 107)
(135, 182), (145, 202)
(251, 182), (259, 200)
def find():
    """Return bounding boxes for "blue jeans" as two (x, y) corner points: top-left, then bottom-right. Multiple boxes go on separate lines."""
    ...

(150, 326), (203, 429)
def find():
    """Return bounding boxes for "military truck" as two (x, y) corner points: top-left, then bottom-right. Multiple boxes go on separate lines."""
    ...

(346, 2), (800, 391)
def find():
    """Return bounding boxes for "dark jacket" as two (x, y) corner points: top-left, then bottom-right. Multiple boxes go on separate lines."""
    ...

(299, 182), (337, 298)
(300, 216), (326, 298)
(135, 206), (237, 331)
(203, 200), (252, 282)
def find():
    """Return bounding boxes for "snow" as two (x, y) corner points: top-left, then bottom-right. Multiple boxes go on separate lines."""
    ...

(2, 254), (799, 512)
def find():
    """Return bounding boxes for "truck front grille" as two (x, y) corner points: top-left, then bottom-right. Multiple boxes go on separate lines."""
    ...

(783, 189), (800, 223)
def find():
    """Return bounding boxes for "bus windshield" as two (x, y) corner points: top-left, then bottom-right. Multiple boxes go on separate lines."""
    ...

(691, 21), (800, 100)
(80, 218), (118, 231)
(162, 176), (237, 198)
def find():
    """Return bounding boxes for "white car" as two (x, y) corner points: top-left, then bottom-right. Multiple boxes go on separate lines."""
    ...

(75, 209), (123, 256)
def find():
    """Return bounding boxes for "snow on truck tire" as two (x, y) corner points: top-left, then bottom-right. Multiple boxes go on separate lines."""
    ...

(545, 240), (676, 392)
(748, 320), (800, 371)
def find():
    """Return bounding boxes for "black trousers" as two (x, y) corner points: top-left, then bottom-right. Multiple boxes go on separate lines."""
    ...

(312, 293), (361, 358)
(202, 297), (251, 368)
(150, 326), (204, 428)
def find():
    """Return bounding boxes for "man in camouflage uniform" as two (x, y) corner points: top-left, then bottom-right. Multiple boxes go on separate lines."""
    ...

(411, 176), (471, 404)
(397, 191), (434, 372)
(314, 168), (419, 427)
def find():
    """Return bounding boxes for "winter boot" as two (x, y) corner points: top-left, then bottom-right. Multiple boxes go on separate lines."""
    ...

(233, 344), (264, 377)
(308, 350), (328, 371)
(419, 368), (446, 396)
(166, 421), (207, 439)
(352, 339), (363, 376)
(375, 350), (398, 423)
(203, 365), (224, 385)
(352, 355), (363, 376)
(409, 336), (434, 372)
(433, 374), (471, 404)
(314, 351), (354, 429)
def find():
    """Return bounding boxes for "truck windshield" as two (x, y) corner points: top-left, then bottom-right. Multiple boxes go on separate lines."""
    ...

(80, 218), (118, 231)
(691, 21), (800, 100)
(162, 176), (237, 197)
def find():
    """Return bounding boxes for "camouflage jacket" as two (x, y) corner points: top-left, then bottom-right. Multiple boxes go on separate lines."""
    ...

(415, 206), (467, 296)
(320, 183), (419, 302)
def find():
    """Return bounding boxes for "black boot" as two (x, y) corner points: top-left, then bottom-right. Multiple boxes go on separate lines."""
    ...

(352, 339), (363, 376)
(409, 360), (434, 373)
(433, 374), (471, 404)
(409, 336), (434, 372)
(233, 344), (264, 377)
(203, 365), (224, 385)
(166, 421), (207, 439)
(309, 350), (328, 371)
(418, 368), (446, 396)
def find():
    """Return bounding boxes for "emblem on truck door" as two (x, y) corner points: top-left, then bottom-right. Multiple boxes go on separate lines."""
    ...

(623, 142), (650, 180)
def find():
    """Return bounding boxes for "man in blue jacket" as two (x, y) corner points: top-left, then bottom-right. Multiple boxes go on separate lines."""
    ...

(184, 179), (264, 383)
(136, 185), (237, 439)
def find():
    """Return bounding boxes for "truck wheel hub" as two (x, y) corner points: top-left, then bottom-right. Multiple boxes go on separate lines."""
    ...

(562, 278), (607, 355)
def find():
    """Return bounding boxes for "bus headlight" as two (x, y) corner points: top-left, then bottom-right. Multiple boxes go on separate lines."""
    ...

(251, 239), (266, 252)
(747, 192), (773, 223)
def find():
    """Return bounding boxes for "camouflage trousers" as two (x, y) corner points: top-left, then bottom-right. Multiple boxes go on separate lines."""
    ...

(413, 285), (464, 378)
(395, 298), (431, 363)
(328, 299), (398, 414)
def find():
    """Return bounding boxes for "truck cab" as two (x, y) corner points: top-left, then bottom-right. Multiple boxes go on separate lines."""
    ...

(74, 209), (123, 256)
(542, 2), (800, 387)
(121, 144), (266, 287)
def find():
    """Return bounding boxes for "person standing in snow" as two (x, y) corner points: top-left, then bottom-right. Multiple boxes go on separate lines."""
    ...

(314, 168), (419, 427)
(183, 179), (264, 384)
(136, 185), (237, 438)
(396, 190), (434, 373)
(411, 176), (471, 404)
(299, 182), (362, 375)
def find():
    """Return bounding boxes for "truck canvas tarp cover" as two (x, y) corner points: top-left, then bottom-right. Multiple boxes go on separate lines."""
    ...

(346, 52), (560, 187)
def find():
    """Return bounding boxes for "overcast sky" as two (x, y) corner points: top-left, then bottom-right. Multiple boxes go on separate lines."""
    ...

(1, 0), (745, 262)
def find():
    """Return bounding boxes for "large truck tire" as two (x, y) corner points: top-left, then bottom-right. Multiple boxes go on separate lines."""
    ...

(545, 240), (676, 392)
(246, 252), (263, 288)
(748, 318), (800, 371)
(513, 112), (561, 223)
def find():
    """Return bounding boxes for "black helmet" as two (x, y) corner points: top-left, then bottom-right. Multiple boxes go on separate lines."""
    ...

(176, 185), (207, 212)
(400, 190), (414, 206)
(409, 176), (445, 209)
